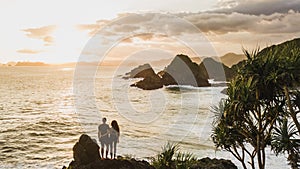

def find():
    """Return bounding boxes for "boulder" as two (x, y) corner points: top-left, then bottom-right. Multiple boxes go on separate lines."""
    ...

(73, 134), (100, 166)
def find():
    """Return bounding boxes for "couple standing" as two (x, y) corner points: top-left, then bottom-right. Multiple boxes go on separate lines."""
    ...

(98, 117), (120, 159)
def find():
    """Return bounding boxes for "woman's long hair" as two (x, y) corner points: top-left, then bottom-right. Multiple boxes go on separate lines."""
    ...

(111, 120), (120, 133)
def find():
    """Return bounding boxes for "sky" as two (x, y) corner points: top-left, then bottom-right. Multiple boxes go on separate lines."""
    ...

(0, 0), (300, 63)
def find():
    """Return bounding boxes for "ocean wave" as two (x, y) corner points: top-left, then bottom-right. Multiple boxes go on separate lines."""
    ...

(165, 85), (201, 91)
(164, 85), (220, 91)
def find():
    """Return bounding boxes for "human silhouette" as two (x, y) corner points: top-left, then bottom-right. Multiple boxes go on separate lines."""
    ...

(98, 117), (109, 159)
(109, 120), (120, 159)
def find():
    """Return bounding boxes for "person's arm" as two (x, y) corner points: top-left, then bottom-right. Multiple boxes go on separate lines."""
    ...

(98, 126), (101, 139)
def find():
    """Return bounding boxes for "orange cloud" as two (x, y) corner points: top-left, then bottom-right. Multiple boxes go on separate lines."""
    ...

(17, 49), (42, 54)
(22, 25), (56, 45)
(121, 37), (133, 43)
(77, 20), (110, 36)
(43, 36), (54, 46)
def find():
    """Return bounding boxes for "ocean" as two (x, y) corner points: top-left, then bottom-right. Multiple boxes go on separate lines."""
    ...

(0, 66), (288, 168)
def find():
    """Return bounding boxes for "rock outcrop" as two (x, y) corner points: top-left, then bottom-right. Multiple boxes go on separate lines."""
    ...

(125, 63), (156, 79)
(131, 74), (163, 90)
(126, 53), (248, 90)
(127, 54), (212, 90)
(160, 54), (210, 87)
(63, 134), (238, 169)
(190, 157), (237, 169)
(64, 158), (155, 169)
(127, 63), (163, 90)
(63, 134), (155, 169)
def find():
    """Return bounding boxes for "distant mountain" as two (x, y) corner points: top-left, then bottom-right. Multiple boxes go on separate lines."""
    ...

(8, 62), (16, 66)
(54, 62), (77, 67)
(220, 53), (246, 68)
(15, 62), (49, 66)
(58, 62), (98, 67)
(200, 57), (234, 81)
(150, 58), (172, 67)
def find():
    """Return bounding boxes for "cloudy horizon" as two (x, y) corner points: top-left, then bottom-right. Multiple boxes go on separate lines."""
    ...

(1, 0), (300, 63)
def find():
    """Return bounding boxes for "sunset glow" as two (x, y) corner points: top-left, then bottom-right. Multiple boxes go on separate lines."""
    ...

(0, 0), (300, 64)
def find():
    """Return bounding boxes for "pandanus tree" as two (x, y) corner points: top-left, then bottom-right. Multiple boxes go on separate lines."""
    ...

(271, 118), (300, 169)
(262, 42), (300, 134)
(268, 44), (300, 169)
(212, 40), (300, 169)
(213, 49), (283, 169)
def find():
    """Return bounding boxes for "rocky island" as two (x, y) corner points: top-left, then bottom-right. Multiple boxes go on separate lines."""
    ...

(125, 63), (164, 90)
(127, 54), (233, 90)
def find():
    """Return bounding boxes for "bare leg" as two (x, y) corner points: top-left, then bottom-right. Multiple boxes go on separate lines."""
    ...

(101, 147), (104, 159)
(105, 144), (109, 159)
(113, 141), (117, 159)
(109, 143), (113, 159)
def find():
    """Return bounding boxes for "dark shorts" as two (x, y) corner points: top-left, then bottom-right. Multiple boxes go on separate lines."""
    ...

(99, 136), (109, 146)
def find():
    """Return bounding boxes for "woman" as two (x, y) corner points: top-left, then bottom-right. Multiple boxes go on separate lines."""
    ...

(109, 120), (120, 159)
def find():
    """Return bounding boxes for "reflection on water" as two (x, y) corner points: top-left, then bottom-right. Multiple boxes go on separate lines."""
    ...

(0, 66), (288, 169)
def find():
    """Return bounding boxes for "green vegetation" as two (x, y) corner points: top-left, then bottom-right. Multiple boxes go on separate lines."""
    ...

(272, 118), (300, 169)
(212, 40), (300, 169)
(151, 143), (197, 169)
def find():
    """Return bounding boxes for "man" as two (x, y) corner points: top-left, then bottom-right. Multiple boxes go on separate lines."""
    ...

(98, 117), (109, 159)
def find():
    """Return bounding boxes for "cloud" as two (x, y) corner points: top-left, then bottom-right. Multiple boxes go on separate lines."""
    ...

(80, 11), (300, 37)
(77, 20), (110, 36)
(121, 37), (133, 43)
(17, 49), (42, 54)
(77, 10), (300, 56)
(182, 11), (300, 34)
(113, 24), (139, 33)
(22, 25), (56, 45)
(215, 0), (300, 15)
(77, 13), (204, 39)
(43, 36), (54, 44)
(119, 34), (170, 44)
(76, 14), (153, 37)
(137, 34), (154, 41)
(216, 0), (239, 9)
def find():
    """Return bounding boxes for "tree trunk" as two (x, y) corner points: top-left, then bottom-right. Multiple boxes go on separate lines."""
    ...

(250, 155), (256, 169)
(256, 89), (264, 169)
